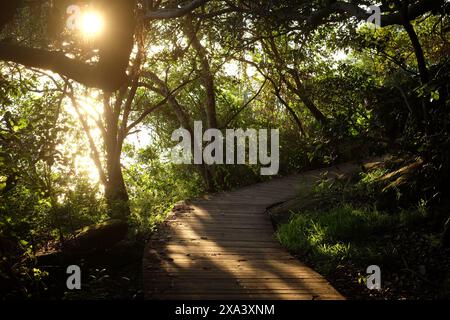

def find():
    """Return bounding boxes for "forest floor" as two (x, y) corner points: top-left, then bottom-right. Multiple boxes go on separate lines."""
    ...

(273, 157), (450, 299)
(39, 238), (145, 300)
(43, 157), (450, 300)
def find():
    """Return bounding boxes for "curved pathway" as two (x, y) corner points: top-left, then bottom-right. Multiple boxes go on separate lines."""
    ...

(143, 162), (364, 300)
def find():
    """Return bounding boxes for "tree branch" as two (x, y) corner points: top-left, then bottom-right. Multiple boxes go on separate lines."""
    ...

(0, 42), (128, 91)
(222, 79), (267, 128)
(146, 0), (209, 19)
(298, 0), (446, 28)
(67, 90), (108, 185)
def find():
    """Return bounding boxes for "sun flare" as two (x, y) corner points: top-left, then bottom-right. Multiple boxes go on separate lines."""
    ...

(81, 11), (104, 37)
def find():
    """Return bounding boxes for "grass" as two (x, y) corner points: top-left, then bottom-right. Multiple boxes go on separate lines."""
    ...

(276, 204), (393, 274)
(275, 165), (450, 299)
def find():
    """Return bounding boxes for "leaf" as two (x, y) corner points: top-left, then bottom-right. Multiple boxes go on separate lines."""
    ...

(430, 90), (440, 102)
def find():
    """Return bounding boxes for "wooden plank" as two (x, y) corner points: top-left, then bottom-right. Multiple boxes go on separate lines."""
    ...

(145, 263), (317, 274)
(144, 269), (324, 278)
(166, 222), (273, 230)
(144, 252), (295, 261)
(167, 217), (273, 223)
(152, 293), (342, 300)
(143, 166), (357, 300)
(145, 256), (307, 267)
(158, 241), (282, 249)
(153, 234), (276, 242)
(147, 278), (330, 285)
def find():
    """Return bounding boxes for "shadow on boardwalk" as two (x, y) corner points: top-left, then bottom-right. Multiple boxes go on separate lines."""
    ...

(143, 161), (371, 300)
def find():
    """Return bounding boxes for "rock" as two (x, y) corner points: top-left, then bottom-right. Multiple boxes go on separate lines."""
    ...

(266, 196), (322, 229)
(36, 219), (128, 264)
(63, 219), (128, 254)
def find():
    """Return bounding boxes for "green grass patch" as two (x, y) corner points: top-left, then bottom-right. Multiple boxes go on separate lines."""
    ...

(274, 164), (450, 299)
(276, 204), (396, 273)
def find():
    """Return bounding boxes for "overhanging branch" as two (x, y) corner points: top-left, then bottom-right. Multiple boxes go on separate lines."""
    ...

(146, 0), (208, 19)
(287, 0), (447, 28)
(0, 42), (128, 91)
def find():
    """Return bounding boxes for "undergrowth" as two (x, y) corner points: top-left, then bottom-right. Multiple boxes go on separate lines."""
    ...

(276, 164), (450, 299)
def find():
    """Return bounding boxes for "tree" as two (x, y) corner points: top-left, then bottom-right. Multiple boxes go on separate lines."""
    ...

(0, 0), (209, 91)
(0, 0), (218, 218)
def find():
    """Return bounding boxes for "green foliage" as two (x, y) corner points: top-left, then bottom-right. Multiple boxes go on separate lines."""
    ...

(0, 71), (107, 298)
(1, 0), (449, 300)
(123, 144), (205, 235)
(276, 160), (450, 298)
(276, 204), (393, 272)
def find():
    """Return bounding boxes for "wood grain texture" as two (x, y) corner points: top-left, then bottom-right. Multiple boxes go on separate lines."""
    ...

(143, 162), (364, 300)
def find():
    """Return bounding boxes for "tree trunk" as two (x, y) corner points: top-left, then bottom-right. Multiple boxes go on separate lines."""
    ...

(396, 1), (430, 128)
(274, 90), (308, 137)
(264, 36), (328, 126)
(397, 1), (429, 84)
(103, 95), (130, 220)
(401, 20), (429, 84)
(286, 72), (329, 125)
(183, 17), (218, 130)
(183, 17), (219, 191)
(104, 151), (130, 220)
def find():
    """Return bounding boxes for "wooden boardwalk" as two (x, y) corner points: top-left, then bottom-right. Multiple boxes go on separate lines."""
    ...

(143, 162), (362, 300)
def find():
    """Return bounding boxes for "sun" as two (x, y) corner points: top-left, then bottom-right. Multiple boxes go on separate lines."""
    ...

(81, 11), (104, 37)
